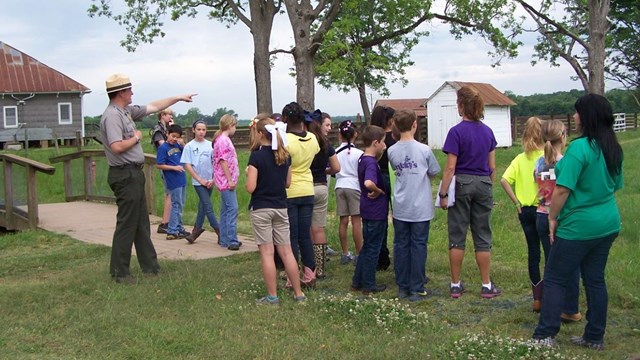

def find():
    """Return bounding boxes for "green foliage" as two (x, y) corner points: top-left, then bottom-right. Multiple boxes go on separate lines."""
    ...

(607, 0), (640, 91)
(211, 107), (237, 126)
(507, 89), (640, 116)
(315, 0), (429, 98)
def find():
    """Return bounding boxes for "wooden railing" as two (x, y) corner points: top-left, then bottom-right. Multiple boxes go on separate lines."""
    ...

(49, 150), (159, 216)
(511, 113), (639, 139)
(0, 154), (56, 230)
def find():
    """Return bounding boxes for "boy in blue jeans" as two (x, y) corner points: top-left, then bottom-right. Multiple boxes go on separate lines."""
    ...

(387, 110), (441, 302)
(156, 124), (190, 240)
(351, 125), (388, 295)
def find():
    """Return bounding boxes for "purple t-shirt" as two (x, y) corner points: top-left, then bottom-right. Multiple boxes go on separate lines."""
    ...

(442, 120), (497, 176)
(358, 155), (389, 220)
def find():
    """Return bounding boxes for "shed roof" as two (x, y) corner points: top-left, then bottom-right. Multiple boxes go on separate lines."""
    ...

(0, 41), (90, 94)
(374, 98), (428, 117)
(428, 81), (516, 106)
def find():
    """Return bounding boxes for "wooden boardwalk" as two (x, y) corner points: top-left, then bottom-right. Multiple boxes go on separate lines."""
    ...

(37, 202), (257, 260)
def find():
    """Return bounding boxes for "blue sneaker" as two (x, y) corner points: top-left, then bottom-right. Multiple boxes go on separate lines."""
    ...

(256, 296), (279, 305)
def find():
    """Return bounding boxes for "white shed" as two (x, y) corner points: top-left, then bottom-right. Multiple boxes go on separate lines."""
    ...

(427, 81), (515, 149)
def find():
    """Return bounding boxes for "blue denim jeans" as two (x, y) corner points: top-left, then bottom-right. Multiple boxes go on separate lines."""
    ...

(287, 196), (315, 270)
(167, 186), (186, 234)
(193, 185), (220, 231)
(352, 219), (386, 291)
(519, 206), (542, 284)
(537, 213), (580, 314)
(219, 189), (239, 247)
(393, 219), (430, 294)
(533, 233), (617, 343)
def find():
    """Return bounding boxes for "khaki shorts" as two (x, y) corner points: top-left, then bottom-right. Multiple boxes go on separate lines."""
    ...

(312, 184), (328, 227)
(250, 208), (290, 246)
(336, 188), (360, 217)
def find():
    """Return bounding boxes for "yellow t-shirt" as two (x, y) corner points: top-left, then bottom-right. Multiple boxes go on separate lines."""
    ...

(285, 131), (320, 198)
(502, 150), (544, 206)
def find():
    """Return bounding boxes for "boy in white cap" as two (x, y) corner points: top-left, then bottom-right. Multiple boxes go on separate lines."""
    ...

(99, 73), (196, 284)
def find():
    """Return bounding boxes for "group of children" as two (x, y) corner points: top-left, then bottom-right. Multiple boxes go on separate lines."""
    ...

(153, 111), (242, 251)
(148, 91), (572, 309)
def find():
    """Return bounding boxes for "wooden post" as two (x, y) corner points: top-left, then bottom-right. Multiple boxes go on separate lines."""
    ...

(53, 130), (60, 154)
(83, 156), (92, 200)
(567, 114), (572, 136)
(143, 162), (156, 216)
(26, 165), (39, 229)
(63, 160), (73, 201)
(4, 162), (15, 229)
(76, 130), (83, 151)
(24, 128), (29, 156)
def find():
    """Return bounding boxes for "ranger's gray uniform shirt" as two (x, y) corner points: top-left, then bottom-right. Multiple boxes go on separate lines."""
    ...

(100, 103), (147, 166)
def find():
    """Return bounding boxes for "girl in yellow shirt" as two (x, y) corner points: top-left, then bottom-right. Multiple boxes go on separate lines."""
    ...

(500, 117), (544, 312)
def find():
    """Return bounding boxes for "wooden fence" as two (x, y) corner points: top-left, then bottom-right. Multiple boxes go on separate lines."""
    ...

(511, 113), (639, 139)
(0, 154), (56, 230)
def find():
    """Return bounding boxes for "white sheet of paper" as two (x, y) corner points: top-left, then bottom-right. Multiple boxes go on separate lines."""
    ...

(436, 176), (456, 208)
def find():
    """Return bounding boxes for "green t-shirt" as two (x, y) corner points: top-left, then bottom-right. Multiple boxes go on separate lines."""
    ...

(555, 137), (623, 240)
(502, 150), (543, 206)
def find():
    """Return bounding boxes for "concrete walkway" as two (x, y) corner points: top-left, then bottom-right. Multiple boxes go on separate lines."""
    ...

(37, 202), (257, 260)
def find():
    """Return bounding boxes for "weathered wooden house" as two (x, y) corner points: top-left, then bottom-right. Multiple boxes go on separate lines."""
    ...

(427, 81), (515, 149)
(0, 41), (91, 147)
(373, 98), (428, 142)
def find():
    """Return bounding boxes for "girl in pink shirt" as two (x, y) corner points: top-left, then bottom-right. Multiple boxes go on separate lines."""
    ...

(213, 114), (241, 250)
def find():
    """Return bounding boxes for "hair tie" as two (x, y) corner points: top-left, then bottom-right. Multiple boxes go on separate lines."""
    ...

(303, 109), (322, 124)
(192, 119), (206, 129)
(265, 122), (288, 150)
(249, 118), (260, 128)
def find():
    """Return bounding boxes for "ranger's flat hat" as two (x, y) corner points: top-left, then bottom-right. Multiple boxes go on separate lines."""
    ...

(105, 74), (132, 93)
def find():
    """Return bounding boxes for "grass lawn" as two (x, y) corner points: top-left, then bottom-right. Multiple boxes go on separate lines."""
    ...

(1, 131), (639, 359)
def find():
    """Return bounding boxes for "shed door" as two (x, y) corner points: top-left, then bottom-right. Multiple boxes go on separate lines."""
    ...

(440, 105), (459, 147)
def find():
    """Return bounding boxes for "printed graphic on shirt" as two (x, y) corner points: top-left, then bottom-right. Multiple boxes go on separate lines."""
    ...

(167, 147), (181, 157)
(392, 155), (418, 176)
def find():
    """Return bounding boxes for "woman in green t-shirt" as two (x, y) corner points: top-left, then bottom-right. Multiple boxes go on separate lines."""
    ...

(533, 94), (624, 351)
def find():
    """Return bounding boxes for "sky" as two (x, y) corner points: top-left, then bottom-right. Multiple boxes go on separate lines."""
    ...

(0, 1), (612, 119)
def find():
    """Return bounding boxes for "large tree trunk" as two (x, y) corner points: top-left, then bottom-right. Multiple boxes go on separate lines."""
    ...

(356, 80), (371, 123)
(285, 1), (316, 110)
(587, 0), (610, 95)
(249, 1), (278, 114)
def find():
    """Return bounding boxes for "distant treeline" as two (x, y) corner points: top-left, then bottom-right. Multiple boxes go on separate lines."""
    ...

(84, 89), (639, 128)
(507, 88), (639, 117)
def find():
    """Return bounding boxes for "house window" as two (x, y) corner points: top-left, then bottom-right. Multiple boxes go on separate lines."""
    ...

(58, 103), (72, 124)
(3, 106), (18, 128)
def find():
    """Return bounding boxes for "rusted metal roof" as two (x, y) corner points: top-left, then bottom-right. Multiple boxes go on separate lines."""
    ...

(445, 81), (516, 106)
(0, 41), (90, 94)
(374, 98), (428, 117)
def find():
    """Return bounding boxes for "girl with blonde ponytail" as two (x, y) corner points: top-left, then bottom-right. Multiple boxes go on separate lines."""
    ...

(533, 119), (581, 321)
(500, 116), (544, 311)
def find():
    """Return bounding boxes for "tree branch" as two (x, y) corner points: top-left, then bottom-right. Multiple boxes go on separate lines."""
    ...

(310, 1), (342, 55)
(514, 0), (590, 50)
(224, 0), (251, 27)
(352, 11), (431, 51)
(270, 48), (294, 55)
